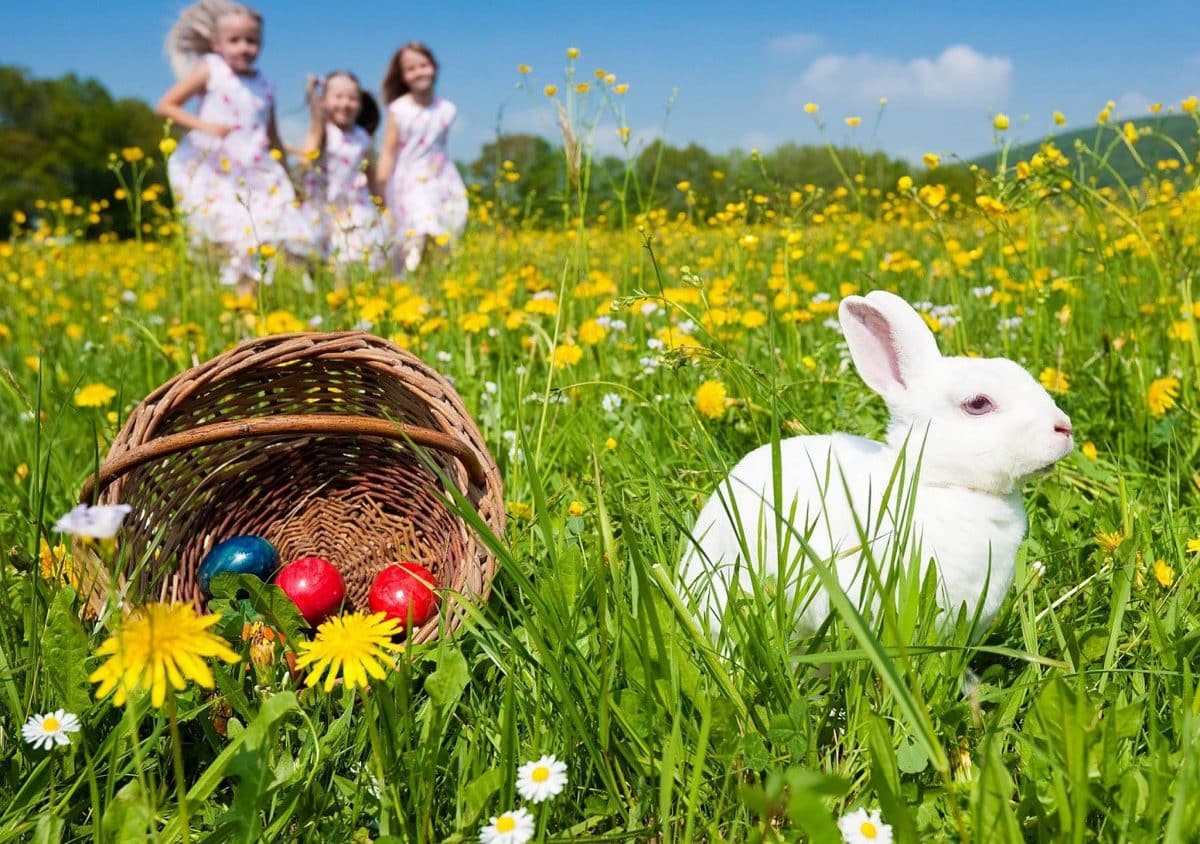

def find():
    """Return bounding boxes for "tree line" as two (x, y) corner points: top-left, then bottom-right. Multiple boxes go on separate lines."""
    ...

(1, 65), (975, 238)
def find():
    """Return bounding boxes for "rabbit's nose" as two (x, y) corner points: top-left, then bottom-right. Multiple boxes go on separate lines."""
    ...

(1054, 418), (1073, 437)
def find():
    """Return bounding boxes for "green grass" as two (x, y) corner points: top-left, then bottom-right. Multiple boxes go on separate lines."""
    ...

(1, 87), (1199, 843)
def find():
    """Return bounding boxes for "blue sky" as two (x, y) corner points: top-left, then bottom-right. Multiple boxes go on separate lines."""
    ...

(4, 1), (1199, 164)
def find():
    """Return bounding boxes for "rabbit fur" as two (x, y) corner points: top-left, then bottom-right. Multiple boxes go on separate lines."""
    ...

(679, 290), (1074, 638)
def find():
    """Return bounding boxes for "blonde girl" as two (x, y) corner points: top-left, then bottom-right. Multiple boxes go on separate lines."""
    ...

(156, 0), (313, 292)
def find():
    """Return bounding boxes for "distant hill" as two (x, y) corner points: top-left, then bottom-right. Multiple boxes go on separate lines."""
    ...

(968, 113), (1200, 187)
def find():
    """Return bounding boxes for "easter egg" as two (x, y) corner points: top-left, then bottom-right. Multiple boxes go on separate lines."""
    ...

(198, 535), (279, 597)
(275, 556), (346, 626)
(368, 563), (439, 627)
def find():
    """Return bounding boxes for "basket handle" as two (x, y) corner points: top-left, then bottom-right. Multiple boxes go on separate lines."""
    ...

(78, 413), (488, 503)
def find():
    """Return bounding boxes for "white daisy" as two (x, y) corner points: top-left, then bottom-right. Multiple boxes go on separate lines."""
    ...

(838, 807), (893, 844)
(22, 710), (81, 750)
(516, 754), (568, 803)
(53, 504), (132, 540)
(478, 807), (534, 844)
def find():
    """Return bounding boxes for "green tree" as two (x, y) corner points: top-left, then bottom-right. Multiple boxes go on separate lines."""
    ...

(0, 65), (163, 237)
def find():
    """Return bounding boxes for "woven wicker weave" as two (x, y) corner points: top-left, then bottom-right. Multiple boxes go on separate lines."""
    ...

(76, 330), (504, 644)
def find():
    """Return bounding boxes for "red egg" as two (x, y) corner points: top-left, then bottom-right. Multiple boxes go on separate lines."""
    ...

(275, 556), (346, 626)
(369, 563), (439, 627)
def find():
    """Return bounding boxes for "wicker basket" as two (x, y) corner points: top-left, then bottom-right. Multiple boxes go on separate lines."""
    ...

(76, 330), (504, 644)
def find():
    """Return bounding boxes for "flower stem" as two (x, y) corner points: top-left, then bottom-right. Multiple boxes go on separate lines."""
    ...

(167, 695), (191, 844)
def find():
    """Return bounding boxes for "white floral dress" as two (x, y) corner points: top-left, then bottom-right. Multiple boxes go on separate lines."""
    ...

(301, 123), (389, 270)
(384, 95), (468, 259)
(168, 53), (313, 283)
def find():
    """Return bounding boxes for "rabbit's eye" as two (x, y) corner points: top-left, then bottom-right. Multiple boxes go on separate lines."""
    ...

(962, 395), (995, 416)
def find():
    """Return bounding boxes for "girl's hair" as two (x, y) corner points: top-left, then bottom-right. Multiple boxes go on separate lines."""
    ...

(165, 0), (263, 78)
(323, 71), (381, 135)
(381, 42), (438, 105)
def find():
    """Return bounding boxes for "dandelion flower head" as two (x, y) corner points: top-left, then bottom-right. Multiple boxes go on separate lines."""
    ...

(90, 602), (240, 707)
(294, 612), (404, 692)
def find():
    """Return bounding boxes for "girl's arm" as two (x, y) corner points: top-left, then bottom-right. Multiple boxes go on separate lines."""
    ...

(155, 61), (230, 137)
(266, 106), (292, 180)
(365, 147), (381, 199)
(297, 75), (326, 160)
(375, 111), (398, 191)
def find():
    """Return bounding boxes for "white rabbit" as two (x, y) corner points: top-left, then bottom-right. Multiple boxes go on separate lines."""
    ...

(679, 290), (1073, 638)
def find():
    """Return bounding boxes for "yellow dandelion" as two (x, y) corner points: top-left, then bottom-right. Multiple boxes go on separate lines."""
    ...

(294, 612), (404, 692)
(897, 175), (913, 191)
(993, 113), (1010, 131)
(578, 318), (608, 345)
(517, 64), (532, 74)
(158, 137), (177, 156)
(1095, 531), (1124, 555)
(89, 603), (240, 708)
(1038, 368), (1069, 395)
(922, 153), (940, 169)
(1147, 376), (1180, 417)
(1052, 110), (1066, 126)
(1186, 537), (1200, 554)
(614, 83), (629, 95)
(1081, 441), (1098, 461)
(75, 383), (117, 408)
(120, 147), (145, 163)
(605, 437), (617, 450)
(544, 85), (558, 97)
(695, 380), (728, 420)
(566, 47), (580, 60)
(1153, 559), (1175, 589)
(804, 103), (819, 114)
(845, 116), (862, 127)
(567, 500), (585, 517)
(552, 343), (583, 368)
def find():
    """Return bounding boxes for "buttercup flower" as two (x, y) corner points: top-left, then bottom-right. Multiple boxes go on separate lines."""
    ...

(838, 808), (893, 843)
(22, 710), (81, 750)
(1154, 559), (1176, 588)
(1038, 367), (1069, 395)
(479, 807), (534, 844)
(74, 383), (117, 408)
(516, 754), (568, 803)
(54, 503), (132, 540)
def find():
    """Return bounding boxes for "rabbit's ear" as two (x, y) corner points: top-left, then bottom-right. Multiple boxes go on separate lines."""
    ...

(839, 291), (941, 402)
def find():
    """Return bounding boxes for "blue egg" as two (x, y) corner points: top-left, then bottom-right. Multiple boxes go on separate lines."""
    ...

(198, 535), (280, 597)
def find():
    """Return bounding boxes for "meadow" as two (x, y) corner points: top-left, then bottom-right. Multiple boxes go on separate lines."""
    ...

(1, 78), (1200, 842)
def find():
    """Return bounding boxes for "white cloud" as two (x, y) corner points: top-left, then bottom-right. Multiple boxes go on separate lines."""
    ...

(767, 32), (823, 58)
(1114, 91), (1151, 118)
(588, 122), (662, 158)
(739, 131), (780, 152)
(799, 45), (1012, 107)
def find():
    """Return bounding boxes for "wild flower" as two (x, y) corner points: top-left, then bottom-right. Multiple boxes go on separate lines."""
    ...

(22, 710), (81, 750)
(90, 603), (240, 707)
(516, 754), (568, 802)
(294, 613), (404, 692)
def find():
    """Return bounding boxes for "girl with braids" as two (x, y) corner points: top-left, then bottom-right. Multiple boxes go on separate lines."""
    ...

(298, 71), (389, 273)
(156, 0), (313, 293)
(376, 42), (468, 273)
